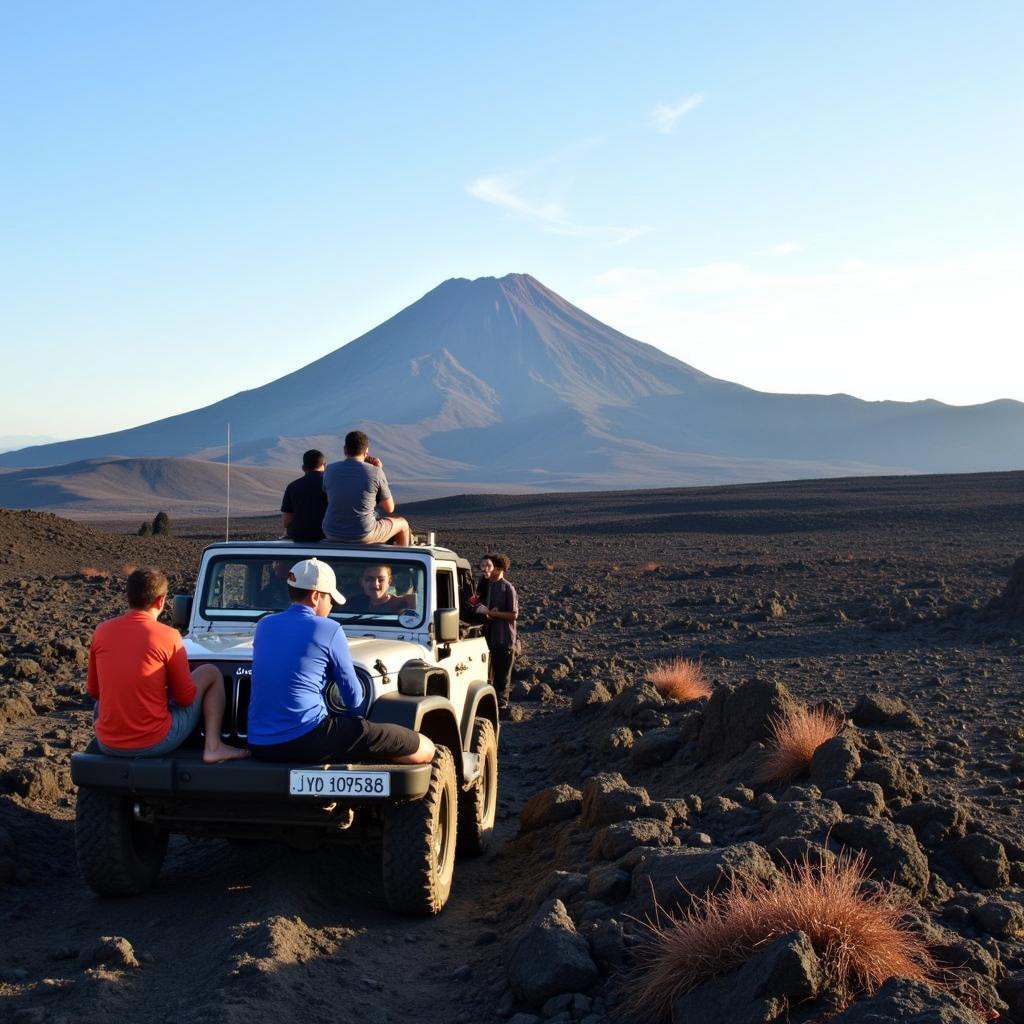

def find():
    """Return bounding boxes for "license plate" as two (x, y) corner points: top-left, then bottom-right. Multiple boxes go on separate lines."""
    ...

(288, 770), (391, 797)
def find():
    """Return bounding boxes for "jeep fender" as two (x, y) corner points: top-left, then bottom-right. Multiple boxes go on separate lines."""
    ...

(460, 681), (499, 748)
(368, 693), (464, 781)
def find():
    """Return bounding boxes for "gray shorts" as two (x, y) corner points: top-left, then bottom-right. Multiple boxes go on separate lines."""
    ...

(96, 695), (204, 757)
(326, 516), (403, 545)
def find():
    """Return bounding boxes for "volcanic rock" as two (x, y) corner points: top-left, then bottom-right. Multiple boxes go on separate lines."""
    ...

(572, 680), (612, 713)
(580, 773), (651, 828)
(505, 899), (598, 1007)
(831, 817), (930, 896)
(591, 819), (676, 861)
(631, 842), (779, 917)
(825, 782), (885, 818)
(828, 977), (977, 1023)
(520, 784), (583, 833)
(851, 694), (923, 730)
(809, 735), (861, 789)
(670, 930), (822, 1024)
(956, 834), (1011, 889)
(697, 678), (795, 762)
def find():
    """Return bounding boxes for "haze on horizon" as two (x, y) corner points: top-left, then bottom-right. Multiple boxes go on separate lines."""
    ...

(1, 2), (1022, 441)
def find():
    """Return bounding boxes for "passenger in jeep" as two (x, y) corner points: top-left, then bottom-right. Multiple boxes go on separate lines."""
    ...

(248, 558), (434, 765)
(345, 563), (412, 614)
(87, 568), (250, 764)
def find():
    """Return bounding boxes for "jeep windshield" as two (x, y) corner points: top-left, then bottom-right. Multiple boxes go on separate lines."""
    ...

(199, 555), (426, 627)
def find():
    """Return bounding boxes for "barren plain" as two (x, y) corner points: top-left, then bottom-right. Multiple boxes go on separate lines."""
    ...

(2, 470), (1024, 1024)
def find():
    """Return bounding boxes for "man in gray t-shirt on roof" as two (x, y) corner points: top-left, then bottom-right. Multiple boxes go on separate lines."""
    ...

(322, 430), (412, 546)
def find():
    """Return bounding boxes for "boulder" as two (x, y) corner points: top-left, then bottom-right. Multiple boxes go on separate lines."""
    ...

(580, 773), (650, 828)
(610, 682), (664, 719)
(810, 735), (861, 789)
(828, 977), (977, 1023)
(895, 800), (967, 847)
(856, 754), (925, 807)
(972, 899), (1024, 940)
(761, 799), (842, 846)
(831, 817), (930, 897)
(825, 783), (885, 818)
(697, 678), (795, 762)
(631, 842), (779, 917)
(956, 834), (1010, 889)
(630, 728), (682, 768)
(572, 680), (612, 713)
(506, 899), (599, 1007)
(520, 784), (583, 833)
(78, 936), (139, 969)
(670, 931), (822, 1024)
(586, 864), (631, 901)
(592, 819), (676, 861)
(851, 694), (923, 730)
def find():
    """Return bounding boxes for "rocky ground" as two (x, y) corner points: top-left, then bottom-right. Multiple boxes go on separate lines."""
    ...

(1, 471), (1023, 1024)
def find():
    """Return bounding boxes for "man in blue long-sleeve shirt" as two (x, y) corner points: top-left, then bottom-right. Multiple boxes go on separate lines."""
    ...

(248, 558), (433, 764)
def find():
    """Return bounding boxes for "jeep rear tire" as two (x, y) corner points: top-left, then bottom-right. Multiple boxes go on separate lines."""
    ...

(457, 717), (497, 856)
(74, 786), (169, 896)
(381, 746), (457, 916)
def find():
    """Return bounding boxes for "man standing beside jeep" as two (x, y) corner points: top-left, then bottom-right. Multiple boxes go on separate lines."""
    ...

(475, 553), (519, 712)
(248, 557), (433, 765)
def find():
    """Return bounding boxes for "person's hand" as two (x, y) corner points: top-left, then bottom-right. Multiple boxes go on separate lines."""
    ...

(475, 605), (489, 615)
(365, 455), (382, 468)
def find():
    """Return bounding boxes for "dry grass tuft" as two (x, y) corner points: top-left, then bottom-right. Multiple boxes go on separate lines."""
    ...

(79, 566), (106, 578)
(120, 563), (137, 577)
(757, 705), (844, 784)
(639, 561), (661, 573)
(645, 658), (711, 702)
(631, 851), (936, 1023)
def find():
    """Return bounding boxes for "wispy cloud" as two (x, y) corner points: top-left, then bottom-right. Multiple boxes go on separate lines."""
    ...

(650, 93), (705, 134)
(467, 171), (651, 245)
(764, 240), (803, 256)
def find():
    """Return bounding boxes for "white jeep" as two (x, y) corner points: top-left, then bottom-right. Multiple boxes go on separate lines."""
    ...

(71, 538), (499, 916)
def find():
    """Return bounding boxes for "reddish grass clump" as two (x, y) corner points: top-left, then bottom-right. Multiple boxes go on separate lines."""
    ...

(645, 658), (712, 702)
(758, 705), (844, 784)
(79, 566), (106, 578)
(632, 852), (936, 1023)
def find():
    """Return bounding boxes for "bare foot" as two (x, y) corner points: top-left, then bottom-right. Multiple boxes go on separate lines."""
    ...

(203, 742), (251, 764)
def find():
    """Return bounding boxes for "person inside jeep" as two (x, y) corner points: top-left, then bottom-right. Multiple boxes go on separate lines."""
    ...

(248, 557), (434, 764)
(345, 563), (412, 614)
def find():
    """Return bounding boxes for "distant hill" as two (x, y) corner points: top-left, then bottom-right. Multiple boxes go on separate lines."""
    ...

(2, 273), (1022, 515)
(0, 434), (60, 454)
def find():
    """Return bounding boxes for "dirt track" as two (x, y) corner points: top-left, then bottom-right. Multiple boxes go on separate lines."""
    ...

(2, 472), (1024, 1023)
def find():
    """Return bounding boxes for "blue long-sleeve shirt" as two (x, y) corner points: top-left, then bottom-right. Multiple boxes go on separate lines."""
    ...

(249, 603), (363, 745)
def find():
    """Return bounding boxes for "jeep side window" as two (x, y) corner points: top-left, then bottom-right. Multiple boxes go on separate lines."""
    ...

(435, 569), (455, 611)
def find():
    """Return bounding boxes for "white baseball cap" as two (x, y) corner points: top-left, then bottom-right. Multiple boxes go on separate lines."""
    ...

(288, 558), (345, 606)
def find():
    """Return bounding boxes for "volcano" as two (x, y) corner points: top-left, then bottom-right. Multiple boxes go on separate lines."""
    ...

(3, 274), (1023, 506)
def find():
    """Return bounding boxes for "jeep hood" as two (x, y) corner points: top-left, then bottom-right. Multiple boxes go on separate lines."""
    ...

(183, 633), (431, 674)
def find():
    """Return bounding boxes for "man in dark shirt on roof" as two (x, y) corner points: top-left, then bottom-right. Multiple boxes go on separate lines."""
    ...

(281, 449), (329, 542)
(322, 431), (411, 546)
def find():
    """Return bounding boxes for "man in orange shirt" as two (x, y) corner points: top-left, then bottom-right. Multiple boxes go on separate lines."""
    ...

(87, 567), (249, 764)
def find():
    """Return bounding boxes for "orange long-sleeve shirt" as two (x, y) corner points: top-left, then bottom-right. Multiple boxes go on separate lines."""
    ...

(86, 611), (197, 749)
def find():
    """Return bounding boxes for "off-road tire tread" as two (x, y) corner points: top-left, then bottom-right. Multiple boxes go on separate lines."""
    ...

(74, 786), (168, 896)
(457, 717), (497, 857)
(381, 746), (457, 916)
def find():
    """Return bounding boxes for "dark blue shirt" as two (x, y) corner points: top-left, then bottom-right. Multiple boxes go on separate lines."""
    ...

(249, 603), (363, 745)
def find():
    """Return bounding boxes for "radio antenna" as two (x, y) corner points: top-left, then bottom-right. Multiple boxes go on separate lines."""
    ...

(225, 422), (231, 541)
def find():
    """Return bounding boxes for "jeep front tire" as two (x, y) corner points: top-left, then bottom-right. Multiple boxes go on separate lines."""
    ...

(381, 746), (457, 915)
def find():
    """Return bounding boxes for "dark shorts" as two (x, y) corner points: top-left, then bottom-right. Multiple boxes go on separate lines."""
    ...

(249, 716), (420, 764)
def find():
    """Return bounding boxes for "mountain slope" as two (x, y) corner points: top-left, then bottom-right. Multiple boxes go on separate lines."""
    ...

(3, 274), (1022, 496)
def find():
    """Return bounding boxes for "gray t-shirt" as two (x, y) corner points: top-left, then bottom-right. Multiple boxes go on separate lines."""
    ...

(322, 459), (393, 539)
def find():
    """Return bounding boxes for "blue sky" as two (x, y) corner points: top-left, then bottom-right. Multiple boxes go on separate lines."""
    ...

(1, 1), (1022, 439)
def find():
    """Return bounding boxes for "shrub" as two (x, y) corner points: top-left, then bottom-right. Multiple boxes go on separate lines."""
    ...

(758, 705), (844, 784)
(631, 851), (936, 1023)
(152, 511), (172, 536)
(138, 522), (152, 536)
(645, 658), (711, 702)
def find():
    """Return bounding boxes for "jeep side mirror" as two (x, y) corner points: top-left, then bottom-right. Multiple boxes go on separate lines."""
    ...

(171, 594), (193, 629)
(433, 608), (459, 644)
